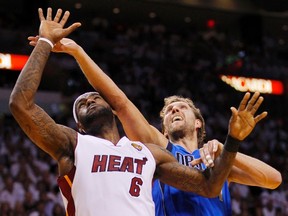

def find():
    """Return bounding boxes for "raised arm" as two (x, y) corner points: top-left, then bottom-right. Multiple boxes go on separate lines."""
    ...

(27, 38), (168, 147)
(198, 141), (282, 189)
(228, 153), (281, 189)
(9, 8), (81, 161)
(197, 92), (281, 188)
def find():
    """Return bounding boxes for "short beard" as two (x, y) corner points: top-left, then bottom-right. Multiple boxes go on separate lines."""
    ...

(169, 128), (185, 140)
(81, 106), (114, 135)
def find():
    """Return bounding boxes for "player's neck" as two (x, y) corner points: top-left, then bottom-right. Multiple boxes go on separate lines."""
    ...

(88, 125), (121, 145)
(170, 135), (198, 152)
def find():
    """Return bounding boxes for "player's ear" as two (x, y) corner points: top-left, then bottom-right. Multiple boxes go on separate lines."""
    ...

(195, 119), (202, 129)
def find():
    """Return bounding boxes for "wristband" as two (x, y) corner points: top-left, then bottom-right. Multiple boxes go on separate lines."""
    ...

(224, 135), (240, 153)
(39, 37), (54, 48)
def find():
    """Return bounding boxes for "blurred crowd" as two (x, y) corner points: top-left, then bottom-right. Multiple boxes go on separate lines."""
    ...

(0, 9), (288, 216)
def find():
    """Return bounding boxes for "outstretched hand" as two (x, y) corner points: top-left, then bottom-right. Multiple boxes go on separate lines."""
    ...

(229, 91), (267, 141)
(37, 8), (81, 44)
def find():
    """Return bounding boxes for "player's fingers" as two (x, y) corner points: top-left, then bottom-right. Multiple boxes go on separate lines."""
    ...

(203, 144), (214, 166)
(199, 147), (205, 160)
(59, 11), (70, 26)
(29, 41), (36, 47)
(254, 112), (268, 124)
(27, 35), (39, 41)
(212, 140), (218, 153)
(205, 141), (215, 160)
(53, 8), (63, 22)
(203, 143), (210, 158)
(246, 91), (261, 112)
(38, 8), (45, 21)
(250, 96), (264, 115)
(190, 158), (202, 166)
(205, 154), (214, 167)
(230, 107), (238, 119)
(46, 7), (52, 21)
(63, 22), (82, 36)
(199, 148), (209, 166)
(209, 140), (218, 160)
(238, 92), (251, 111)
(228, 107), (238, 131)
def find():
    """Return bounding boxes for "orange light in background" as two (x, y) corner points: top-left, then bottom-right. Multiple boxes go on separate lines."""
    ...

(0, 53), (29, 71)
(220, 75), (284, 95)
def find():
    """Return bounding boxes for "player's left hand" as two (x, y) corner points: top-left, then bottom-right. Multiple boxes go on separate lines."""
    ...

(38, 8), (81, 44)
(191, 139), (222, 168)
(229, 91), (268, 141)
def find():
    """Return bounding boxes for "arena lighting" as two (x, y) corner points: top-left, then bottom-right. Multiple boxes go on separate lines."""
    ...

(206, 19), (216, 29)
(0, 53), (29, 71)
(220, 75), (284, 95)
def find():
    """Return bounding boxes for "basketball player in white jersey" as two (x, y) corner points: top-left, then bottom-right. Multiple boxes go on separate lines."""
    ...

(11, 8), (267, 216)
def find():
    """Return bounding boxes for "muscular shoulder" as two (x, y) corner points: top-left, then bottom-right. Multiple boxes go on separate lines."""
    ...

(145, 143), (175, 164)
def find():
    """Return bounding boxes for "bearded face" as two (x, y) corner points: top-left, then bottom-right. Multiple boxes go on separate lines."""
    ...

(163, 101), (198, 140)
(75, 93), (115, 134)
(80, 105), (114, 131)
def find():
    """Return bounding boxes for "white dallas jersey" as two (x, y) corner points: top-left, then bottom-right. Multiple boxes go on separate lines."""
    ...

(57, 134), (156, 216)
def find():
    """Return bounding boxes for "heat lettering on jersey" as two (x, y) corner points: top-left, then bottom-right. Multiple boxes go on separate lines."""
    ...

(91, 155), (148, 174)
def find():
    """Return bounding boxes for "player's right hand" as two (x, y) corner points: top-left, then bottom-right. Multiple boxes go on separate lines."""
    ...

(228, 91), (267, 141)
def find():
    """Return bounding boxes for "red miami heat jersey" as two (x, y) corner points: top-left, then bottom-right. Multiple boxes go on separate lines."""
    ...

(58, 134), (156, 216)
